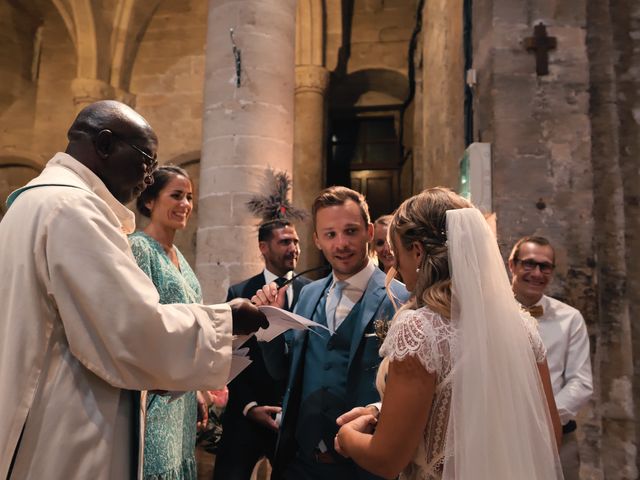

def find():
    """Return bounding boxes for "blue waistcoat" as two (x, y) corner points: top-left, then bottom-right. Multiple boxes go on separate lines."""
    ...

(295, 287), (363, 456)
(274, 269), (410, 477)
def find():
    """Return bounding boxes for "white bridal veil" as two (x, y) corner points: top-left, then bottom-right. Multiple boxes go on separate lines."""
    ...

(442, 208), (563, 479)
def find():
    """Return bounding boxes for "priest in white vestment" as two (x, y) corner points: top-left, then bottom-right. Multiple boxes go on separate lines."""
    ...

(0, 101), (267, 479)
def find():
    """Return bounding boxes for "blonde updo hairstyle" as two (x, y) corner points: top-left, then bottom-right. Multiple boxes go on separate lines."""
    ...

(376, 188), (472, 397)
(389, 187), (473, 318)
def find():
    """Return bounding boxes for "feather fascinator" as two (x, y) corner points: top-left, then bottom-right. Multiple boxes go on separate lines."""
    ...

(246, 169), (308, 225)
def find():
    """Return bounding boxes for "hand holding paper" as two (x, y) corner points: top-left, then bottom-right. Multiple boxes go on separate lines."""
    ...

(229, 298), (269, 334)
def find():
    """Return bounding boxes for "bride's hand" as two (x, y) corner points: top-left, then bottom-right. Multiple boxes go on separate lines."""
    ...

(345, 413), (378, 434)
(251, 282), (287, 308)
(334, 414), (378, 457)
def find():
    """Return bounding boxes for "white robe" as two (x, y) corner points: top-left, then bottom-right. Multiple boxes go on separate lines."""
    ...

(0, 153), (233, 479)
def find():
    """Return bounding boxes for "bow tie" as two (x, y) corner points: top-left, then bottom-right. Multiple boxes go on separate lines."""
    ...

(524, 305), (544, 318)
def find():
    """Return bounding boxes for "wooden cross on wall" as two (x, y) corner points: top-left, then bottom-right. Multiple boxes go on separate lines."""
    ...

(524, 23), (557, 76)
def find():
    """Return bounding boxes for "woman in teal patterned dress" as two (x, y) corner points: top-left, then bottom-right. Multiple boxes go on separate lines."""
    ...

(130, 165), (203, 480)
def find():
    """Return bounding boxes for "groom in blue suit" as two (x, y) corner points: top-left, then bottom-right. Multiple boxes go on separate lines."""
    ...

(255, 186), (408, 480)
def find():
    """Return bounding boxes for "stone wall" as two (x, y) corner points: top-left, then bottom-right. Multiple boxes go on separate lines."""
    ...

(328, 0), (416, 106)
(0, 3), (37, 120)
(469, 0), (639, 476)
(347, 0), (416, 77)
(130, 0), (208, 164)
(31, 5), (76, 158)
(130, 0), (209, 268)
(609, 1), (640, 474)
(0, 2), (74, 164)
(472, 0), (595, 299)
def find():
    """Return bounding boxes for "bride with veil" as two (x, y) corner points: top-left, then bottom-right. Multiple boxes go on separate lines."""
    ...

(334, 187), (563, 479)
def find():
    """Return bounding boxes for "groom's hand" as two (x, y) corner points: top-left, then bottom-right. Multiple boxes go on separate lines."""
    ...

(247, 405), (282, 431)
(336, 405), (380, 426)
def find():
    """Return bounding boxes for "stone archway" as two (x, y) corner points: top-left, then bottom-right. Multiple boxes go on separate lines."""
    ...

(330, 67), (410, 106)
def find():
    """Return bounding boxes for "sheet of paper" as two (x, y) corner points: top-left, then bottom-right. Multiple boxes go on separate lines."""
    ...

(232, 334), (253, 350)
(256, 305), (330, 342)
(227, 348), (252, 384)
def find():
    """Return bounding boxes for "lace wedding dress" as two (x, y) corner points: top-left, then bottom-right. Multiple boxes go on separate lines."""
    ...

(377, 306), (546, 480)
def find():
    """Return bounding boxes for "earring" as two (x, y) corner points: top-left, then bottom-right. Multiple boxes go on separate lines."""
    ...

(416, 267), (420, 273)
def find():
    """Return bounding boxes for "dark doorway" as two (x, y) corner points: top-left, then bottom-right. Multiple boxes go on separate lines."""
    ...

(327, 110), (403, 221)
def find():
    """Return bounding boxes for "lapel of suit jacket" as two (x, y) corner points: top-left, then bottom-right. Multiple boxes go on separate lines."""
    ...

(255, 272), (267, 296)
(288, 275), (331, 379)
(291, 277), (305, 310)
(238, 273), (266, 299)
(348, 269), (387, 367)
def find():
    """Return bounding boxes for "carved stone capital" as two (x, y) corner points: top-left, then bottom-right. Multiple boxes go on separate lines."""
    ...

(114, 88), (137, 108)
(71, 78), (115, 107)
(295, 65), (329, 94)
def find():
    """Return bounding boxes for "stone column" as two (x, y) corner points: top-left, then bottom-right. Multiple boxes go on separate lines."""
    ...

(419, 0), (465, 189)
(198, 0), (296, 302)
(610, 0), (640, 471)
(293, 64), (329, 273)
(587, 0), (636, 476)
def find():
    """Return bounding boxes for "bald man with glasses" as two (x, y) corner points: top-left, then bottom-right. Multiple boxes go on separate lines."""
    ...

(0, 100), (268, 479)
(508, 236), (593, 480)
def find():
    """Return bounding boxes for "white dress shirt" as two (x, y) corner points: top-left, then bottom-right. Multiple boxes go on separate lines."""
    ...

(326, 260), (377, 332)
(264, 268), (294, 308)
(533, 295), (593, 424)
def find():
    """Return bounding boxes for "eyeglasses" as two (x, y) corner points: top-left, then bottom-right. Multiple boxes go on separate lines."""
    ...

(516, 259), (555, 274)
(109, 132), (158, 179)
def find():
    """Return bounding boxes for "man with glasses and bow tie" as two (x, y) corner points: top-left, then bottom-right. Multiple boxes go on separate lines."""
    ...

(214, 177), (311, 480)
(508, 236), (593, 480)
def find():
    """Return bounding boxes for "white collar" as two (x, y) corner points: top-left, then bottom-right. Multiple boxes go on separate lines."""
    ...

(46, 152), (136, 234)
(263, 268), (293, 284)
(330, 259), (376, 292)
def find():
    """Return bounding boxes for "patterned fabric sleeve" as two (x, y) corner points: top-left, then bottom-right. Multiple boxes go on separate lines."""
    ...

(379, 308), (449, 376)
(520, 311), (547, 363)
(129, 234), (154, 278)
